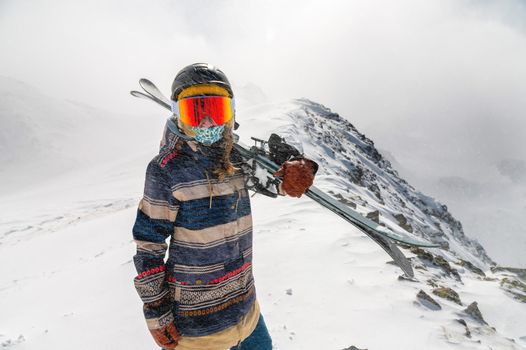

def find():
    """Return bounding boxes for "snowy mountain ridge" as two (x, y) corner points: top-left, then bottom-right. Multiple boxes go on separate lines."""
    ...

(240, 98), (492, 267)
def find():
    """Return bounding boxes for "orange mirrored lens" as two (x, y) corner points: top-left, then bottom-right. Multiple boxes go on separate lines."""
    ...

(179, 96), (233, 127)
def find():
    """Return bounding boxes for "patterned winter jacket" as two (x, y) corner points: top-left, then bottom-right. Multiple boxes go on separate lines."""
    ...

(132, 124), (274, 347)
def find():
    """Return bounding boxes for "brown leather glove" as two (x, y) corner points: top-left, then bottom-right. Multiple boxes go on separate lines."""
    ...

(150, 322), (180, 349)
(274, 158), (317, 197)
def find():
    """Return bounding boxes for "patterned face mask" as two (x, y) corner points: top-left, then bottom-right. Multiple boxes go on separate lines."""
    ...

(188, 125), (225, 146)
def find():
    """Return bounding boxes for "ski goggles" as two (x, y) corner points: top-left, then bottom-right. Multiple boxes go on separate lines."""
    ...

(171, 95), (234, 127)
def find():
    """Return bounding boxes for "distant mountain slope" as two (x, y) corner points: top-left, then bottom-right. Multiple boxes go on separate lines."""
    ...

(0, 76), (158, 193)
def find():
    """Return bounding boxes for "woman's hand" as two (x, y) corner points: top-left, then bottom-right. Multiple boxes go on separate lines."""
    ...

(150, 322), (180, 349)
(274, 158), (317, 197)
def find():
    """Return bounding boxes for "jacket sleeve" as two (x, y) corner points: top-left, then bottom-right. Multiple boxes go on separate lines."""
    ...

(132, 160), (179, 330)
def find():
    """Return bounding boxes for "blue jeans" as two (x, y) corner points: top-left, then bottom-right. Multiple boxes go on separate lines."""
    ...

(230, 314), (272, 350)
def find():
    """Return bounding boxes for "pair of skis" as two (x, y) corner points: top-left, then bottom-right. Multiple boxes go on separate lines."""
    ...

(131, 79), (440, 278)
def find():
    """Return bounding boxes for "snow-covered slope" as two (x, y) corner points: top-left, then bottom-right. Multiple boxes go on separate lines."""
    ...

(1, 87), (525, 349)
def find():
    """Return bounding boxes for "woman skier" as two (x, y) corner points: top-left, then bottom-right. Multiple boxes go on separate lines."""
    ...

(132, 63), (317, 350)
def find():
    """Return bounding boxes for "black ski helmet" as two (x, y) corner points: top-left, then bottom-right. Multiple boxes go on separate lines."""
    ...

(171, 63), (233, 101)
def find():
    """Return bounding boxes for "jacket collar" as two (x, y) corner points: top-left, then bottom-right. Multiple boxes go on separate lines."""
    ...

(159, 120), (226, 163)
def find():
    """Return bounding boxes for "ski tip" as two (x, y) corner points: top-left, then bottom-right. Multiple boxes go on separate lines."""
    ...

(398, 274), (418, 282)
(130, 90), (148, 99)
(139, 78), (154, 86)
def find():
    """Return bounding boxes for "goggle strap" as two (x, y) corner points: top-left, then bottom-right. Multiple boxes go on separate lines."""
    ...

(171, 101), (179, 116)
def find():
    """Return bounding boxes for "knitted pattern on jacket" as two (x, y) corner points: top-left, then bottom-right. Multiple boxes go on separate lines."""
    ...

(132, 124), (256, 337)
